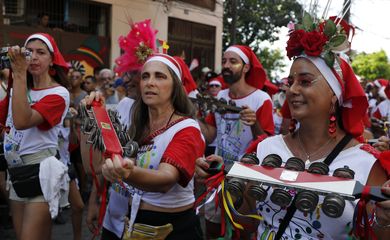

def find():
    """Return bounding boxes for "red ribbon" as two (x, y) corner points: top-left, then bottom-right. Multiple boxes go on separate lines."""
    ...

(353, 185), (377, 240)
(194, 165), (225, 208)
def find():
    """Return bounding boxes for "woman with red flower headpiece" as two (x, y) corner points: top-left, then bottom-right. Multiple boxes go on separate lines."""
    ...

(196, 14), (390, 239)
(256, 15), (390, 239)
(4, 33), (70, 240)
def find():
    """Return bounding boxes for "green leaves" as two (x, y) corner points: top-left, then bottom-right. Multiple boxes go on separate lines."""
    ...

(329, 34), (347, 48)
(323, 20), (337, 38)
(323, 51), (335, 68)
(302, 13), (315, 31)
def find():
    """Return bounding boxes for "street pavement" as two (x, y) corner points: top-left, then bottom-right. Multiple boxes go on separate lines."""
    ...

(1, 207), (94, 240)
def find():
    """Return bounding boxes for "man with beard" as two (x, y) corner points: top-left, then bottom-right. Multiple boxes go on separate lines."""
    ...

(199, 45), (274, 163)
(197, 45), (274, 238)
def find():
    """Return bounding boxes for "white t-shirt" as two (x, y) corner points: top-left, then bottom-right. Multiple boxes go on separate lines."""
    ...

(255, 135), (376, 239)
(206, 89), (274, 163)
(115, 97), (135, 128)
(4, 86), (69, 167)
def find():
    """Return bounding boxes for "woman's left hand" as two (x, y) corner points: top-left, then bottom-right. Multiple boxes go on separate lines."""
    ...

(240, 105), (257, 126)
(375, 180), (390, 227)
(101, 155), (134, 182)
(8, 46), (30, 74)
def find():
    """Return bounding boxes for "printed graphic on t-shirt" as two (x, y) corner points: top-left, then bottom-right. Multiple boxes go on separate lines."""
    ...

(3, 113), (24, 166)
(137, 142), (159, 170)
(216, 113), (244, 163)
(256, 198), (354, 240)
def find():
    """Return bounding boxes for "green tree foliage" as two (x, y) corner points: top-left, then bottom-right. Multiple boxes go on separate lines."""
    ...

(258, 47), (286, 80)
(351, 50), (390, 80)
(223, 0), (302, 52)
(223, 0), (302, 80)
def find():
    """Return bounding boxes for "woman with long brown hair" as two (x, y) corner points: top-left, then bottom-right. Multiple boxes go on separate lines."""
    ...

(5, 33), (70, 240)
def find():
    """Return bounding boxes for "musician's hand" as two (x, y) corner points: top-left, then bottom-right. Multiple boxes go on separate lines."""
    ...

(240, 105), (257, 126)
(375, 180), (390, 227)
(82, 91), (105, 106)
(373, 136), (390, 152)
(69, 107), (78, 117)
(195, 154), (223, 183)
(101, 155), (134, 182)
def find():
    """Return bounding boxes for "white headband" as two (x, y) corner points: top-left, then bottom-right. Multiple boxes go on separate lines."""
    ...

(145, 56), (181, 81)
(24, 34), (54, 52)
(209, 80), (221, 86)
(298, 55), (343, 105)
(225, 46), (249, 64)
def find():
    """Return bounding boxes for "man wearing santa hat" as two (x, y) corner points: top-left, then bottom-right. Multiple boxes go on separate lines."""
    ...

(199, 45), (274, 162)
(197, 44), (274, 238)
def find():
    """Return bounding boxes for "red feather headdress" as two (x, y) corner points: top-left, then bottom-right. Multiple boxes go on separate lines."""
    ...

(115, 19), (158, 73)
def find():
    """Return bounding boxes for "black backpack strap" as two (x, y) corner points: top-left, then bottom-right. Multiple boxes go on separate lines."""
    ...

(274, 134), (353, 240)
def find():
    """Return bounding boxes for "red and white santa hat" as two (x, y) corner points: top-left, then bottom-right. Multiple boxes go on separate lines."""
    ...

(374, 79), (388, 88)
(283, 55), (368, 138)
(24, 33), (68, 72)
(209, 79), (222, 87)
(173, 56), (198, 94)
(225, 45), (268, 89)
(145, 53), (182, 81)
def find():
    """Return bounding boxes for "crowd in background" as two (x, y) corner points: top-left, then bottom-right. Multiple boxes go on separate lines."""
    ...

(1, 14), (390, 240)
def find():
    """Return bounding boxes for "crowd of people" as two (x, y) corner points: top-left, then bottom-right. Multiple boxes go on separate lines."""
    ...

(0, 11), (390, 240)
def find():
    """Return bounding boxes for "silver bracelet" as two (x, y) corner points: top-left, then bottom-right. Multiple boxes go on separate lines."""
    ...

(374, 210), (390, 228)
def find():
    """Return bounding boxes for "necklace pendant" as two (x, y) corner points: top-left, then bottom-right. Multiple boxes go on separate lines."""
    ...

(305, 158), (310, 165)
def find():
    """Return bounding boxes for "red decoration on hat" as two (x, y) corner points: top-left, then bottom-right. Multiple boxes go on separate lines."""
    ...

(25, 33), (69, 73)
(337, 58), (369, 137)
(226, 45), (268, 89)
(263, 79), (279, 97)
(115, 19), (158, 73)
(173, 56), (198, 94)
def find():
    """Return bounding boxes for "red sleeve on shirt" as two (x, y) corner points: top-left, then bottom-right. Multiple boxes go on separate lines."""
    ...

(256, 99), (275, 135)
(373, 109), (382, 119)
(161, 127), (205, 187)
(204, 113), (216, 127)
(31, 94), (66, 131)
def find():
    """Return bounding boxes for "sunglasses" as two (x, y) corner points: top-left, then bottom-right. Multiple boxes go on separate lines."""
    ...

(209, 84), (221, 88)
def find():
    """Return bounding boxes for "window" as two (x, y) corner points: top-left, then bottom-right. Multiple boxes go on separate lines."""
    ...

(5, 0), (110, 36)
(168, 17), (216, 81)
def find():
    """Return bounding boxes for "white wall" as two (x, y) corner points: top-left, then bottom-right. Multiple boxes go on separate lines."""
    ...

(92, 0), (223, 70)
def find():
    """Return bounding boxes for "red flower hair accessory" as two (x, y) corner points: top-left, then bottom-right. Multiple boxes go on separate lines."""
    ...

(115, 19), (158, 73)
(286, 13), (354, 68)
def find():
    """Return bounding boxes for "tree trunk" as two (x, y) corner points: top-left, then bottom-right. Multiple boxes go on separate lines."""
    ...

(230, 0), (237, 44)
(0, 0), (3, 27)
